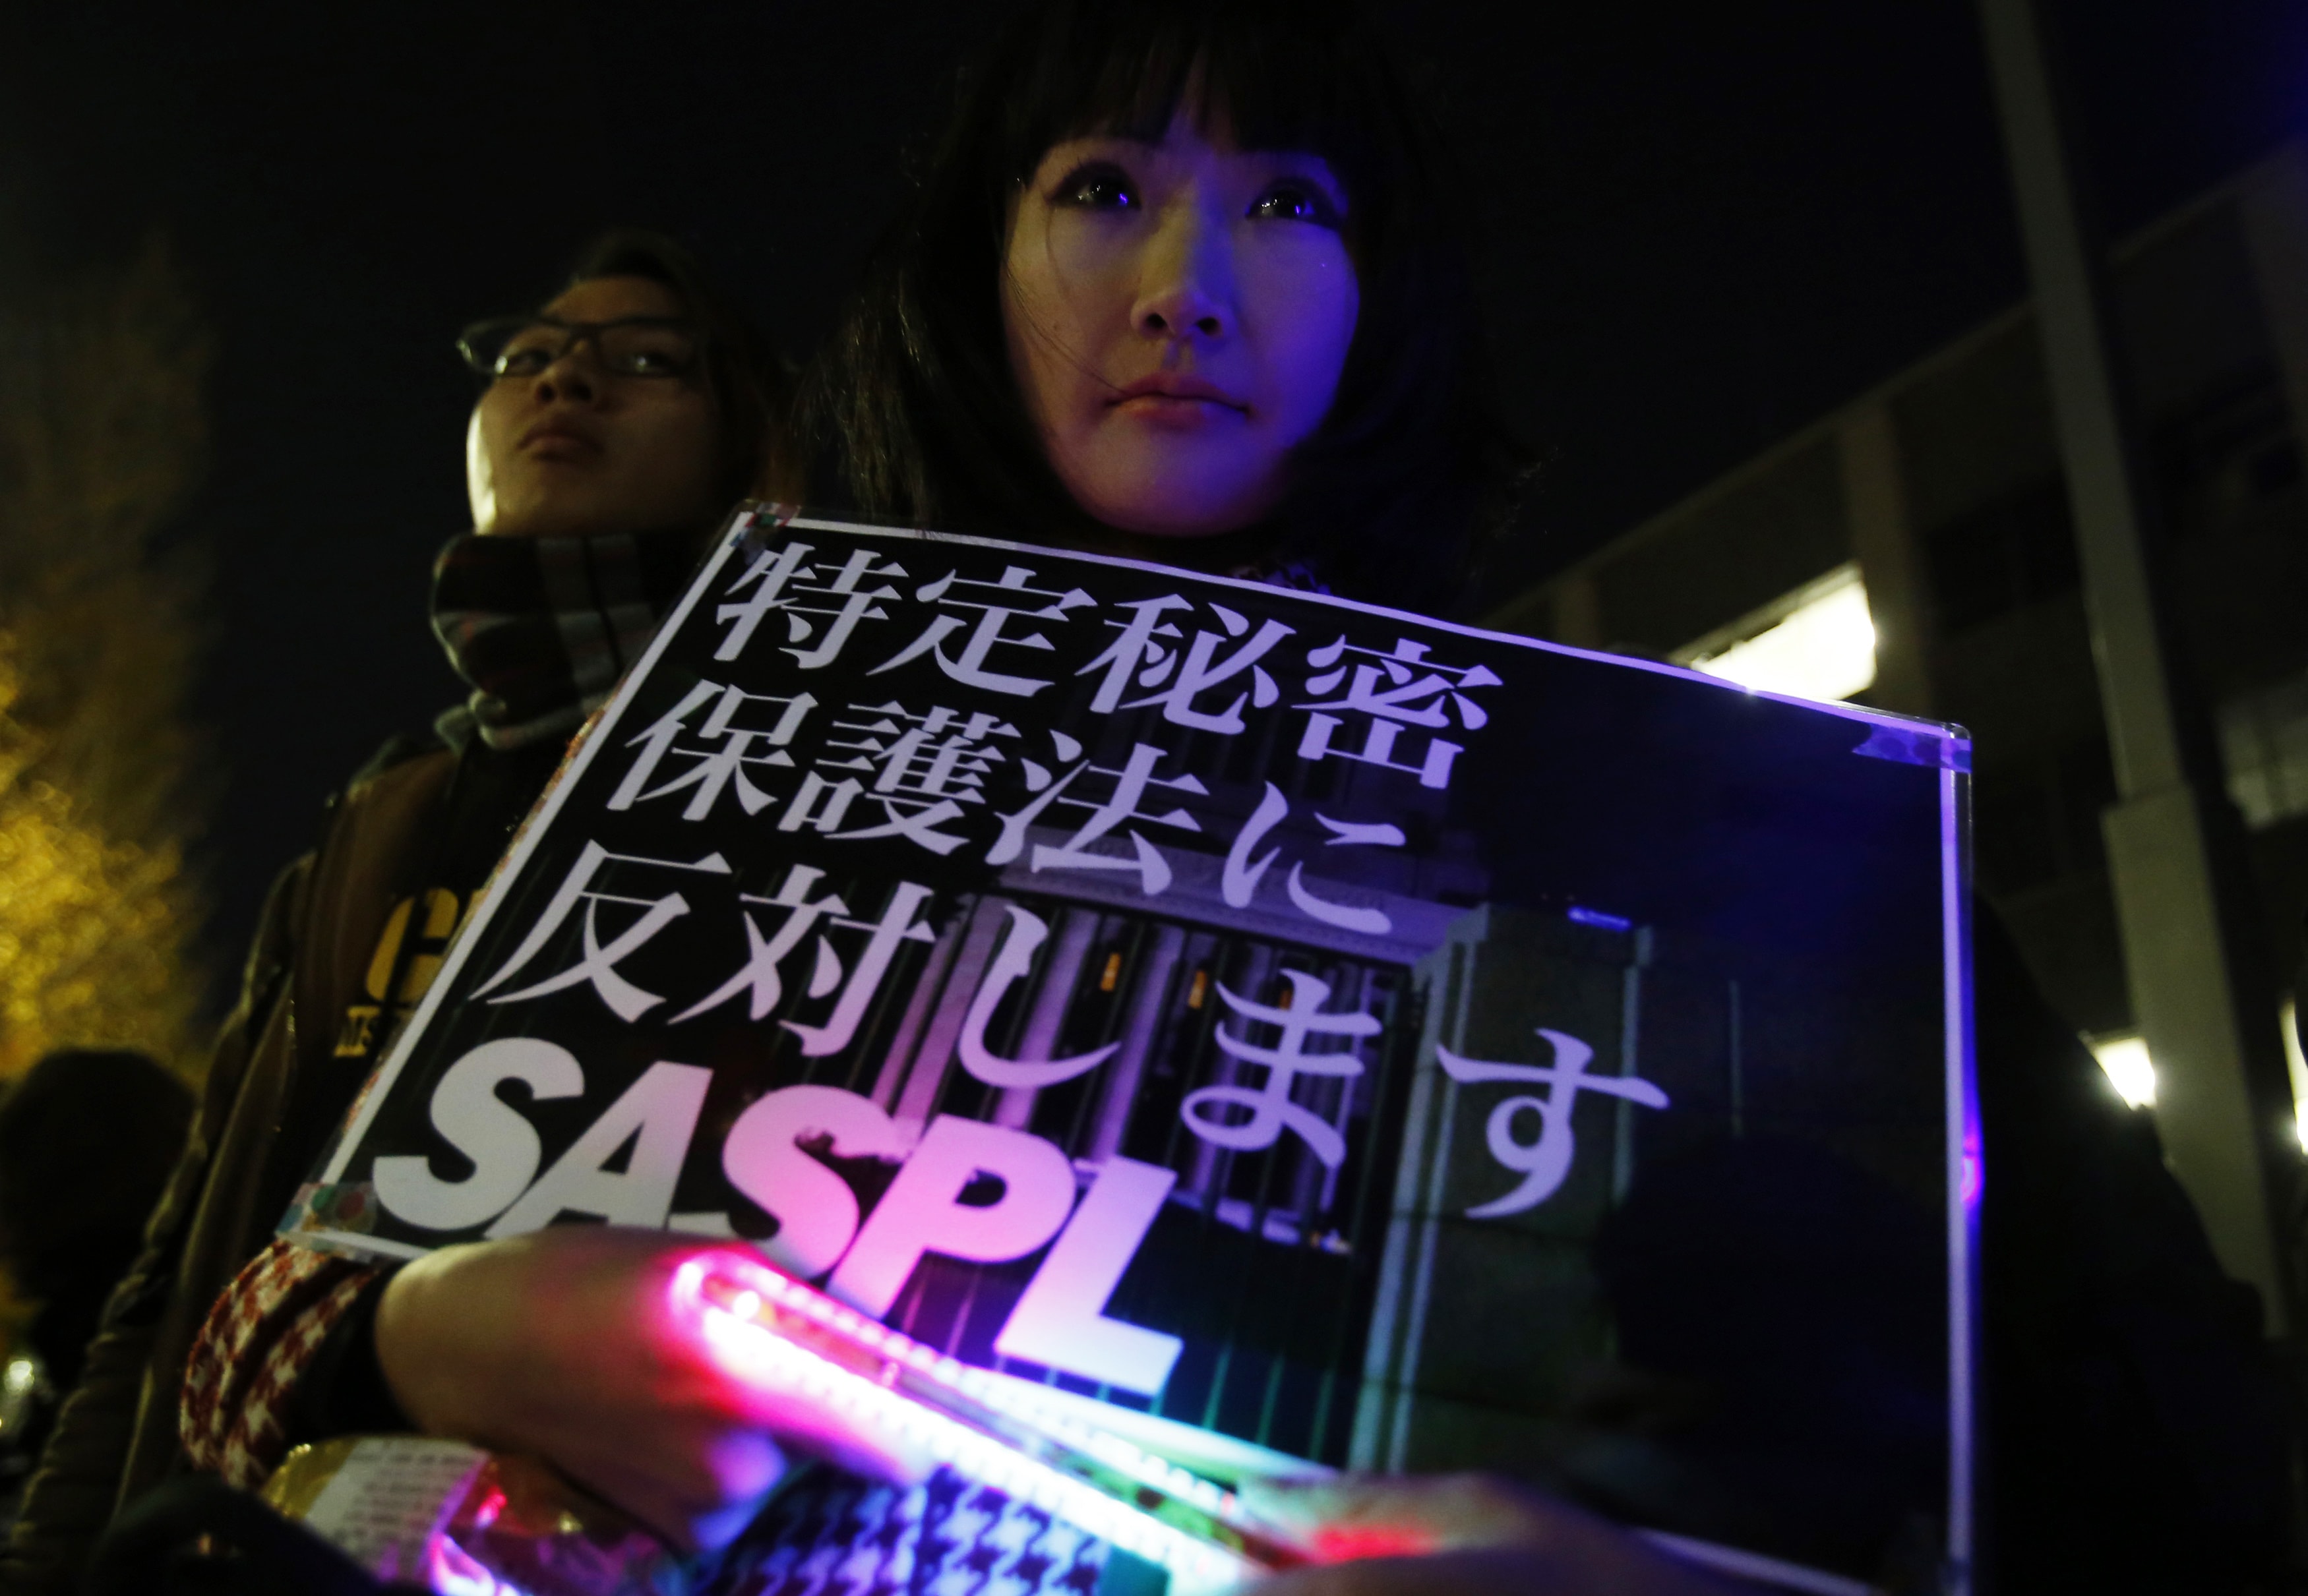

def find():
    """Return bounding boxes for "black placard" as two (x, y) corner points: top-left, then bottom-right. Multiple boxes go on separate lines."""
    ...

(292, 509), (1974, 1588)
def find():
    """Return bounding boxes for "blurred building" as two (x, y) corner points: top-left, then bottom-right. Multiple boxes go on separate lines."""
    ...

(1488, 145), (2308, 1089)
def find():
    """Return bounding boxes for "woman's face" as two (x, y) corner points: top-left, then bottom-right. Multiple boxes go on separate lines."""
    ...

(467, 275), (725, 538)
(1002, 113), (1360, 539)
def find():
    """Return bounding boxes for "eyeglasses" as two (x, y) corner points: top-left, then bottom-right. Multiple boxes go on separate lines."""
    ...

(456, 314), (702, 381)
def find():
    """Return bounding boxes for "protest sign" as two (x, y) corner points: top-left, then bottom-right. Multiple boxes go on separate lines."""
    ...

(289, 508), (1973, 1589)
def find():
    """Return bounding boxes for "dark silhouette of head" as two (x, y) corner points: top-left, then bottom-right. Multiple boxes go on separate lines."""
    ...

(0, 1049), (194, 1384)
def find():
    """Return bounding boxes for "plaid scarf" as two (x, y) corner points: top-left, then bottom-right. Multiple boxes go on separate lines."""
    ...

(430, 527), (705, 751)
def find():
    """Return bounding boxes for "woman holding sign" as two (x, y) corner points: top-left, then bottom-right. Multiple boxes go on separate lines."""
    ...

(371, 3), (1725, 1592)
(763, 5), (2286, 1592)
(26, 7), (1734, 1596)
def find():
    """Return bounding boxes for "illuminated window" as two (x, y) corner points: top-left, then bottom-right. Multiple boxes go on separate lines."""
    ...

(2091, 1014), (2308, 1133)
(1676, 564), (1877, 705)
(2088, 1032), (2156, 1109)
(2219, 666), (2308, 829)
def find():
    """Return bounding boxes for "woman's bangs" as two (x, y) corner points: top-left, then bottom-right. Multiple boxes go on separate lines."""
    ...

(1021, 1), (1374, 187)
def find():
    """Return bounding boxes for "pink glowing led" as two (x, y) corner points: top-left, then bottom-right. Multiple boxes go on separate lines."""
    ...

(661, 1250), (1302, 1589)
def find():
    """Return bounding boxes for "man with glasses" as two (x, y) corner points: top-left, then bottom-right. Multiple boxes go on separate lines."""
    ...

(458, 298), (737, 540)
(3, 232), (816, 1595)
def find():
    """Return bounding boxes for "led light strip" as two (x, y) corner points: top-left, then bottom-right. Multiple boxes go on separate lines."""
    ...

(679, 1260), (1301, 1590)
(710, 1270), (1243, 1519)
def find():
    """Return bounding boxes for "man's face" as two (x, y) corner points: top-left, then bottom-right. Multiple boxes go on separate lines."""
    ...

(466, 276), (725, 538)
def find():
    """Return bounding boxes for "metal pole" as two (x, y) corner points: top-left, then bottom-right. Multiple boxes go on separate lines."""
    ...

(1976, 0), (2299, 1331)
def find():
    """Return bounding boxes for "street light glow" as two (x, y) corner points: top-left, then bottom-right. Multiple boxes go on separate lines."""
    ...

(2089, 1034), (2156, 1109)
(2282, 999), (2308, 1153)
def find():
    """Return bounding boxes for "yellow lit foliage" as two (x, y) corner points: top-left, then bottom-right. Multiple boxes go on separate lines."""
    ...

(0, 240), (214, 1081)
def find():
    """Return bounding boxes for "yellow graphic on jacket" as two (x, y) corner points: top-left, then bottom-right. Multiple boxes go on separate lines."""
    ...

(334, 888), (466, 1058)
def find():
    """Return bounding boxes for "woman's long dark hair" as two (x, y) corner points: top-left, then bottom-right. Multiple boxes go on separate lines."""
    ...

(785, 0), (1523, 614)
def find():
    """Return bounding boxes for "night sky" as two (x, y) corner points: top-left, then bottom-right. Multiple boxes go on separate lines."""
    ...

(2, 0), (2301, 986)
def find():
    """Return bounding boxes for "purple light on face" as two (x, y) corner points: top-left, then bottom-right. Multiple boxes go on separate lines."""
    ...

(1566, 906), (1633, 933)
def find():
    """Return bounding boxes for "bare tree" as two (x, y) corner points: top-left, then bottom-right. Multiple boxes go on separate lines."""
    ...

(0, 239), (215, 1079)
